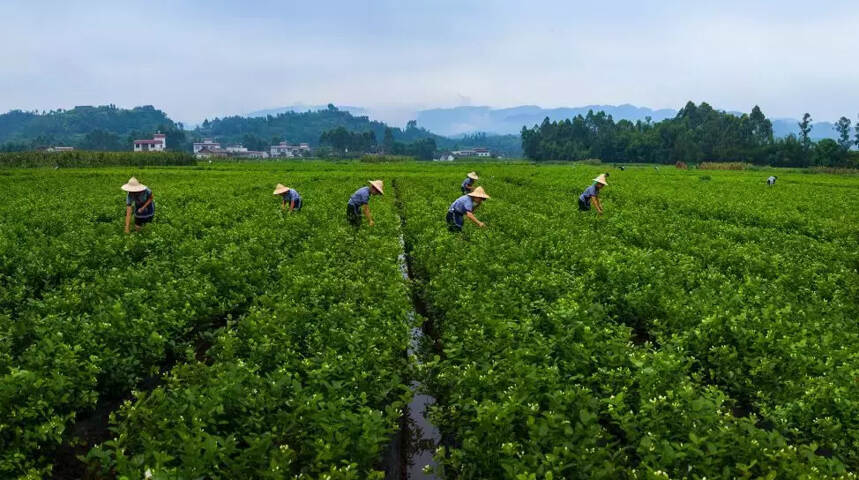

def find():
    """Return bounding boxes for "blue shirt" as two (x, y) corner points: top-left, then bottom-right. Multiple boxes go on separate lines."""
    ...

(578, 184), (599, 206)
(126, 188), (154, 218)
(348, 186), (371, 206)
(449, 195), (474, 215)
(767, 176), (776, 185)
(283, 189), (301, 202)
(462, 177), (474, 189)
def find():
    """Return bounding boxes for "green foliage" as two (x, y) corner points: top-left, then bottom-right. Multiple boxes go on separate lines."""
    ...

(521, 103), (855, 168)
(194, 106), (441, 149)
(0, 165), (413, 478)
(396, 164), (858, 478)
(1, 162), (858, 479)
(0, 151), (195, 168)
(319, 127), (377, 153)
(835, 116), (852, 151)
(0, 105), (176, 150)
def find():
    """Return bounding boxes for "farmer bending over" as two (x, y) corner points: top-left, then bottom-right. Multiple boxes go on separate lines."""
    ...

(347, 180), (383, 227)
(767, 175), (777, 186)
(578, 174), (607, 214)
(122, 177), (155, 233)
(447, 186), (490, 232)
(274, 184), (302, 212)
(461, 171), (479, 194)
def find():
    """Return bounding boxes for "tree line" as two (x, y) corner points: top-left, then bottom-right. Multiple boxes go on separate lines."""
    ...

(318, 125), (437, 160)
(521, 102), (859, 167)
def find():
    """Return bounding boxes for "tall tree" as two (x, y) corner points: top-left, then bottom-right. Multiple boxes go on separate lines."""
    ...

(749, 105), (773, 145)
(835, 116), (852, 151)
(383, 127), (395, 154)
(855, 114), (859, 148)
(798, 113), (813, 149)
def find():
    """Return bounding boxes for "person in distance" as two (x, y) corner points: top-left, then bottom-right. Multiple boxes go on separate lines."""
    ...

(447, 186), (490, 232)
(461, 171), (479, 194)
(767, 175), (777, 186)
(578, 173), (608, 214)
(121, 177), (155, 234)
(347, 180), (384, 227)
(273, 184), (302, 212)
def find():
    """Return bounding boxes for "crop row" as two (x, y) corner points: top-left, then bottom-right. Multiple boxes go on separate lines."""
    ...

(0, 151), (195, 168)
(396, 167), (857, 478)
(0, 168), (413, 478)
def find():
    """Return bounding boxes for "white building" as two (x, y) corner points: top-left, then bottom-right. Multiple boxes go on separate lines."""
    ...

(193, 139), (221, 154)
(46, 146), (74, 152)
(270, 141), (311, 158)
(451, 147), (491, 158)
(239, 150), (269, 159)
(225, 145), (248, 153)
(134, 133), (166, 152)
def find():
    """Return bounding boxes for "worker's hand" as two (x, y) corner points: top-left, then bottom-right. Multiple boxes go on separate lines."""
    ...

(137, 207), (145, 214)
(124, 226), (130, 234)
(477, 221), (486, 228)
(369, 220), (375, 227)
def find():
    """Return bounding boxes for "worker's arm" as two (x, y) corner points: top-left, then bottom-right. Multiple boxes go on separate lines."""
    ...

(466, 211), (485, 228)
(592, 196), (604, 214)
(281, 198), (287, 210)
(289, 199), (295, 212)
(362, 204), (375, 226)
(124, 205), (132, 233)
(137, 195), (153, 214)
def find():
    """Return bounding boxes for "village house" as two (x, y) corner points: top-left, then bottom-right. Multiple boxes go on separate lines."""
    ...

(194, 147), (226, 159)
(193, 139), (221, 154)
(435, 151), (455, 162)
(270, 141), (311, 158)
(46, 146), (74, 152)
(195, 142), (269, 160)
(133, 133), (166, 152)
(451, 147), (491, 158)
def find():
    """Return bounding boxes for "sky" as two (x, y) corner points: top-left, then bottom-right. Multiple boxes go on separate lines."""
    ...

(1, 0), (857, 127)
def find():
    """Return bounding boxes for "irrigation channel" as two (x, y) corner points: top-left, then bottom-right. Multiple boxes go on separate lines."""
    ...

(386, 179), (441, 479)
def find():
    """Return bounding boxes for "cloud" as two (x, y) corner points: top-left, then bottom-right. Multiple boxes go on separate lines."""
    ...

(0, 0), (857, 123)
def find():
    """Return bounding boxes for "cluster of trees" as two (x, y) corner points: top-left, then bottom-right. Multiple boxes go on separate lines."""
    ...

(317, 125), (437, 160)
(195, 104), (442, 148)
(0, 105), (179, 151)
(440, 132), (521, 157)
(521, 102), (859, 167)
(319, 127), (378, 152)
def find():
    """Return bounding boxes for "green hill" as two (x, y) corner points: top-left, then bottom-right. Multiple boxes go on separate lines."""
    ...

(0, 105), (177, 150)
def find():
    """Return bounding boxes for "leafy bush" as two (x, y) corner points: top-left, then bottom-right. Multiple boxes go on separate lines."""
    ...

(0, 151), (195, 168)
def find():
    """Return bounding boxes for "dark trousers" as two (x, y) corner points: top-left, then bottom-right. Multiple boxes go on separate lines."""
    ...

(134, 215), (154, 225)
(346, 203), (362, 226)
(578, 198), (590, 211)
(461, 186), (469, 194)
(291, 198), (303, 211)
(446, 211), (463, 232)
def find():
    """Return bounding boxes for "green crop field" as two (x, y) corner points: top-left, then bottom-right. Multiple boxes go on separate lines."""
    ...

(1, 162), (858, 479)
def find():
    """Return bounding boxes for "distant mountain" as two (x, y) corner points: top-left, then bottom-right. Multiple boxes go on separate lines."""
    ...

(415, 104), (678, 136)
(771, 118), (837, 140)
(247, 104), (368, 118)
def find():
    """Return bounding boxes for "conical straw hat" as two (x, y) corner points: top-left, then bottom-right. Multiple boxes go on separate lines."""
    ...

(368, 180), (384, 195)
(593, 174), (608, 185)
(467, 171), (479, 180)
(467, 186), (490, 199)
(273, 184), (290, 195)
(121, 177), (147, 192)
